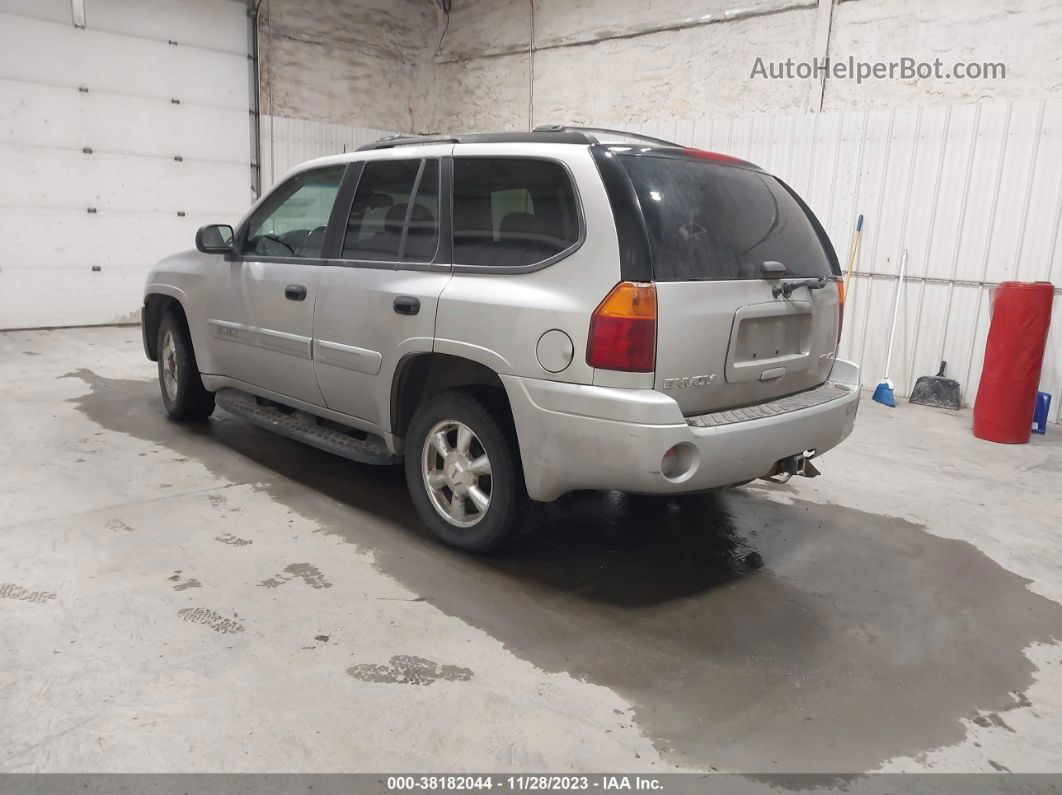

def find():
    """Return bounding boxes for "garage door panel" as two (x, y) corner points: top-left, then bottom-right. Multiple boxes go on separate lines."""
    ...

(0, 80), (250, 163)
(79, 0), (247, 55)
(0, 209), (245, 267)
(0, 146), (250, 215)
(0, 13), (247, 108)
(0, 0), (247, 55)
(1, 2), (251, 328)
(0, 266), (145, 328)
(0, 0), (67, 25)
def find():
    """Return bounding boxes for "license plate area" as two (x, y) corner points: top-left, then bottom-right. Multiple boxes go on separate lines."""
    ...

(725, 301), (813, 383)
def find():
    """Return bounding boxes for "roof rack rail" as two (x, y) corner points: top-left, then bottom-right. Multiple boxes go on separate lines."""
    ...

(358, 134), (460, 151)
(356, 126), (685, 152)
(532, 124), (683, 148)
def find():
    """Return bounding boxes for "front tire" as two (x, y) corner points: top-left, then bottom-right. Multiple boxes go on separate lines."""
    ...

(404, 390), (526, 553)
(157, 310), (215, 421)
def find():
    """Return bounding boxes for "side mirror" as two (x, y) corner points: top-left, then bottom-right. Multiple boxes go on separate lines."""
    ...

(196, 224), (235, 254)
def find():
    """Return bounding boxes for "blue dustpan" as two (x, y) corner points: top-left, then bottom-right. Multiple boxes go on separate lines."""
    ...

(872, 379), (896, 407)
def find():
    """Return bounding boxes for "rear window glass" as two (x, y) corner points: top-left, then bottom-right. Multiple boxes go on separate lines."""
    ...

(453, 157), (580, 268)
(619, 154), (835, 281)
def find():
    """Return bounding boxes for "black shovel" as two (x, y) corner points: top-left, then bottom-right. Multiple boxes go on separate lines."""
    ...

(910, 361), (962, 410)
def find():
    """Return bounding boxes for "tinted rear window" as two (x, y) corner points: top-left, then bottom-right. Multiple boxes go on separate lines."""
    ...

(619, 154), (835, 282)
(452, 157), (580, 268)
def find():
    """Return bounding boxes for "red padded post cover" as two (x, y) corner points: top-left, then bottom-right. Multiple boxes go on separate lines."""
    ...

(973, 281), (1055, 444)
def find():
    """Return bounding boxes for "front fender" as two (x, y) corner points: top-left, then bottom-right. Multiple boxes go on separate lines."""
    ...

(142, 249), (216, 373)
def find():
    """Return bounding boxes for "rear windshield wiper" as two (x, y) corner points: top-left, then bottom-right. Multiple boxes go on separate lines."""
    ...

(772, 277), (828, 299)
(760, 261), (829, 298)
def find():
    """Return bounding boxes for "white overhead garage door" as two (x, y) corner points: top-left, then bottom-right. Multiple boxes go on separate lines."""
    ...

(0, 0), (253, 328)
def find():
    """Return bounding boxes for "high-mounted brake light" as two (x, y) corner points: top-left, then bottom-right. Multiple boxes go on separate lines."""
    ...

(587, 282), (657, 372)
(681, 147), (753, 167)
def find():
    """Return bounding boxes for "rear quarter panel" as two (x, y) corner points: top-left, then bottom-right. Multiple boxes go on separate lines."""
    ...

(434, 144), (621, 384)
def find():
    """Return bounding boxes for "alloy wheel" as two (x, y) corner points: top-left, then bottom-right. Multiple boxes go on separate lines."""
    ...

(421, 419), (493, 527)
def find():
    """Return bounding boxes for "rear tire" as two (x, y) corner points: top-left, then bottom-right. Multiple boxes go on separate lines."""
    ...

(157, 310), (215, 421)
(404, 390), (526, 553)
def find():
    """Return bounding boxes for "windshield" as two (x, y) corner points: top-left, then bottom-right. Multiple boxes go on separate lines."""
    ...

(618, 153), (837, 282)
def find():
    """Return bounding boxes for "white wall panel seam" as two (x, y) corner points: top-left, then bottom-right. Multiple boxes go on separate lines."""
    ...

(936, 103), (983, 364)
(1046, 152), (1062, 289)
(884, 107), (923, 389)
(1012, 100), (1048, 282)
(959, 103), (1014, 392)
(905, 104), (952, 390)
(855, 107), (897, 370)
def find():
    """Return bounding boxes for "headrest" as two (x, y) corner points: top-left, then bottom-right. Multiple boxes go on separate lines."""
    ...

(384, 204), (408, 234)
(407, 202), (434, 226)
(499, 211), (545, 237)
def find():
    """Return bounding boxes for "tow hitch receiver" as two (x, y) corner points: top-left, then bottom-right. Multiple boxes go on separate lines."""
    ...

(762, 450), (820, 484)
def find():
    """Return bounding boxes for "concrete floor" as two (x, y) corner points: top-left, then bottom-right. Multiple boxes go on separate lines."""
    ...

(2, 325), (1062, 774)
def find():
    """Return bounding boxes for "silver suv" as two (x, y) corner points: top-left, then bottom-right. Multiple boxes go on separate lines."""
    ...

(142, 126), (860, 552)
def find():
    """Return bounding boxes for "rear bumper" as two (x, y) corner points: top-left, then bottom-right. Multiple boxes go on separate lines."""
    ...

(502, 359), (861, 502)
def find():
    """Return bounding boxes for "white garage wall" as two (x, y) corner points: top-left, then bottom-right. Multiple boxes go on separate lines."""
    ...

(0, 0), (253, 329)
(613, 100), (1062, 421)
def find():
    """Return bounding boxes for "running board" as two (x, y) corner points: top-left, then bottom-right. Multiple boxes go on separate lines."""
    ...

(215, 389), (398, 466)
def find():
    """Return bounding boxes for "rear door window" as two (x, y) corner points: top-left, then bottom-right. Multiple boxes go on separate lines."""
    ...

(343, 159), (439, 262)
(452, 157), (579, 268)
(618, 153), (836, 281)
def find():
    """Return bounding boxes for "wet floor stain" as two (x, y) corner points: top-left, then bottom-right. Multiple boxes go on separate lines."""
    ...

(69, 370), (1062, 772)
(0, 583), (57, 605)
(347, 655), (473, 686)
(259, 563), (332, 590)
(216, 532), (253, 547)
(177, 607), (244, 634)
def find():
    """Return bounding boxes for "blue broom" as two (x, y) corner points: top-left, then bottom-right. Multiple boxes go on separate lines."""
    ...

(872, 248), (908, 407)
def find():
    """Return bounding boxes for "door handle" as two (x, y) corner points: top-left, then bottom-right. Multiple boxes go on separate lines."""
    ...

(393, 296), (420, 316)
(285, 284), (307, 301)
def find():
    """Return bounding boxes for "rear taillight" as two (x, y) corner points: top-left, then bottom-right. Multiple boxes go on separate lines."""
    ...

(587, 282), (657, 372)
(836, 279), (845, 344)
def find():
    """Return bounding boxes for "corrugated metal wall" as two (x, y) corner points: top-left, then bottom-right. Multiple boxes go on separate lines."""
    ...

(260, 102), (1062, 422)
(259, 114), (395, 188)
